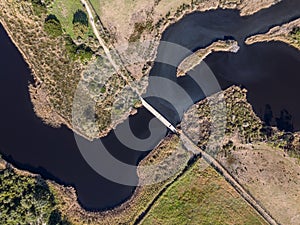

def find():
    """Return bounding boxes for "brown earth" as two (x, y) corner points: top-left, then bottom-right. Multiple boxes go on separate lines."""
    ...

(218, 142), (300, 225)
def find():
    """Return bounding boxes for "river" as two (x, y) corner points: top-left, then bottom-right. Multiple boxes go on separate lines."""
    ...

(0, 0), (299, 210)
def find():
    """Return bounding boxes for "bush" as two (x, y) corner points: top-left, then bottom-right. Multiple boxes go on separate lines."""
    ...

(72, 10), (89, 39)
(31, 0), (47, 16)
(73, 22), (89, 39)
(72, 10), (89, 26)
(290, 26), (300, 46)
(65, 36), (93, 62)
(44, 14), (63, 38)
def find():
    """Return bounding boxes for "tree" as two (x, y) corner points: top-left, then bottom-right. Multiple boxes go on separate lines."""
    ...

(0, 167), (71, 224)
(73, 23), (89, 39)
(72, 10), (89, 39)
(276, 109), (294, 132)
(65, 35), (93, 62)
(263, 104), (273, 126)
(72, 10), (88, 26)
(44, 14), (63, 38)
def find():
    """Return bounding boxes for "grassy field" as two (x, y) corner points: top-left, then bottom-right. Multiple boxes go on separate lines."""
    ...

(49, 0), (94, 40)
(141, 159), (267, 225)
(218, 143), (300, 225)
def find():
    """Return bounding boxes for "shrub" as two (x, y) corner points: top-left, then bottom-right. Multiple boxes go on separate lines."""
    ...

(44, 14), (63, 38)
(73, 22), (89, 39)
(31, 0), (52, 16)
(72, 10), (89, 26)
(65, 36), (93, 62)
(72, 10), (89, 39)
(290, 26), (300, 46)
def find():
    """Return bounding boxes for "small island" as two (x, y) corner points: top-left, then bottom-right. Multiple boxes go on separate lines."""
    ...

(0, 0), (300, 224)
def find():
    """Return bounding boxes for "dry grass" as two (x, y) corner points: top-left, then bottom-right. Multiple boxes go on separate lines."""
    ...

(140, 159), (268, 225)
(90, 0), (280, 46)
(0, 0), (86, 128)
(218, 142), (300, 225)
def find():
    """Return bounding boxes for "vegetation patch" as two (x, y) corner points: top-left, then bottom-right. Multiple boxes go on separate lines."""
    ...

(65, 36), (93, 62)
(48, 0), (93, 40)
(182, 86), (263, 153)
(290, 26), (300, 47)
(129, 20), (153, 43)
(72, 9), (89, 39)
(141, 160), (267, 225)
(0, 167), (70, 225)
(44, 14), (63, 37)
(31, 0), (48, 16)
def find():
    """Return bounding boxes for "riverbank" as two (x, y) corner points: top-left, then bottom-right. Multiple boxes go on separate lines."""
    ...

(44, 86), (265, 224)
(0, 0), (289, 140)
(1, 83), (299, 224)
(47, 134), (193, 224)
(246, 18), (300, 50)
(93, 0), (282, 81)
(0, 0), (85, 129)
(0, 134), (193, 224)
(95, 0), (281, 46)
(1, 0), (300, 223)
(0, 20), (66, 129)
(0, 0), (129, 140)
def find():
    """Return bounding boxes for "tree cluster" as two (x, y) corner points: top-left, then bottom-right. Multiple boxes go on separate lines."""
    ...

(0, 168), (70, 225)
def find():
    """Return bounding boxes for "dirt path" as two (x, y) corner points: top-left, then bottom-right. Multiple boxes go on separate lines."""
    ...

(179, 131), (279, 225)
(81, 0), (132, 85)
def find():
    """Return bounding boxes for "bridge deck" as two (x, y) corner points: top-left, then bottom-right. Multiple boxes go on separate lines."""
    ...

(140, 97), (178, 133)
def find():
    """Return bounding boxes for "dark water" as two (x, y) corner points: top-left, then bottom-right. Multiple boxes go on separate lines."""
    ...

(0, 0), (300, 210)
(206, 42), (300, 130)
(148, 0), (300, 123)
(0, 24), (166, 210)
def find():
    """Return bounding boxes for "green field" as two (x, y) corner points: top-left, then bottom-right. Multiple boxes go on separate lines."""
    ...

(49, 0), (94, 40)
(141, 159), (267, 225)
